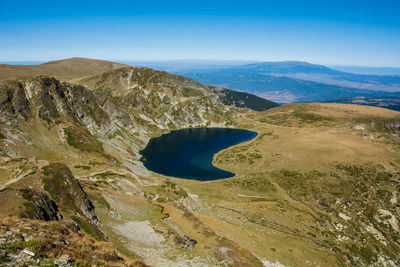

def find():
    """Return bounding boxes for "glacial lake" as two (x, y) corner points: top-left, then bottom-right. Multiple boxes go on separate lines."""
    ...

(140, 128), (258, 181)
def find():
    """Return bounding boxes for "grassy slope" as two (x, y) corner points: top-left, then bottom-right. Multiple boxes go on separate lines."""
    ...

(206, 103), (400, 266)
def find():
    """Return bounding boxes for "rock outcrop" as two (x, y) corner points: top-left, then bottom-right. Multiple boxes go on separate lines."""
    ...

(21, 187), (63, 221)
(0, 215), (145, 266)
(0, 72), (238, 162)
(42, 163), (98, 225)
(0, 81), (30, 119)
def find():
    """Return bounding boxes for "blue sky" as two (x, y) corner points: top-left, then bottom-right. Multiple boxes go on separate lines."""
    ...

(1, 0), (400, 66)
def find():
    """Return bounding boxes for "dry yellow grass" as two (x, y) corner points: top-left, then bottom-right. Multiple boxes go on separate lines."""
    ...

(0, 168), (15, 185)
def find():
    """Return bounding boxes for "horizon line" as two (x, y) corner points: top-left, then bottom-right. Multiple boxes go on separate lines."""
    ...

(1, 57), (400, 69)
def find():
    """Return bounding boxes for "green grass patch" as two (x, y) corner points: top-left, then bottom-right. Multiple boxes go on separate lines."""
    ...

(173, 188), (189, 198)
(107, 129), (124, 140)
(96, 196), (111, 210)
(20, 201), (35, 218)
(156, 197), (166, 203)
(71, 216), (102, 241)
(64, 126), (103, 153)
(88, 161), (102, 166)
(6, 158), (26, 163)
(74, 165), (91, 170)
(182, 87), (204, 97)
(1, 240), (43, 255)
(292, 111), (331, 123)
(94, 171), (121, 178)
(224, 173), (276, 194)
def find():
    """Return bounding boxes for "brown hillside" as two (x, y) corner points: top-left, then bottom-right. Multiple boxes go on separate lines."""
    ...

(0, 57), (128, 81)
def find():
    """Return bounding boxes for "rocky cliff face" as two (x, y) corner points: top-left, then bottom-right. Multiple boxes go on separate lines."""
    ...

(0, 81), (31, 120)
(20, 187), (63, 221)
(42, 163), (98, 225)
(0, 68), (237, 162)
(78, 67), (236, 129)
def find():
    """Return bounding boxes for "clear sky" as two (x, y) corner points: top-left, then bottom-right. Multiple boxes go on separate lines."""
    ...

(1, 0), (400, 66)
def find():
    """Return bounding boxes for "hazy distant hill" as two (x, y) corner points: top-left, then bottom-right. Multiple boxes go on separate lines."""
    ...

(179, 70), (400, 103)
(329, 65), (400, 75)
(0, 57), (128, 81)
(117, 59), (257, 72)
(228, 61), (400, 91)
(176, 61), (400, 103)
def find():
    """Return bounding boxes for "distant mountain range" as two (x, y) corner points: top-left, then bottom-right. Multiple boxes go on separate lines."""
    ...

(175, 61), (400, 105)
(329, 65), (400, 75)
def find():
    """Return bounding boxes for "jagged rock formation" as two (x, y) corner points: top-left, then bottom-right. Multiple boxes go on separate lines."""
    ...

(78, 66), (237, 129)
(20, 187), (63, 221)
(0, 81), (31, 120)
(385, 119), (400, 133)
(0, 70), (238, 161)
(42, 163), (98, 225)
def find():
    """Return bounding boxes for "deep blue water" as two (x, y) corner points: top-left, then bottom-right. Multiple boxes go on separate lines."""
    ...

(140, 128), (258, 181)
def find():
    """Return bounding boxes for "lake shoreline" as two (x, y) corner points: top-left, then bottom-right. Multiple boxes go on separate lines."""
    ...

(140, 127), (258, 181)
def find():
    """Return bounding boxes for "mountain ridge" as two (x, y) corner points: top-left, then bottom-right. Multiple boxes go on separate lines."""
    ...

(0, 58), (280, 111)
(239, 60), (341, 75)
(181, 71), (400, 103)
(0, 57), (129, 81)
